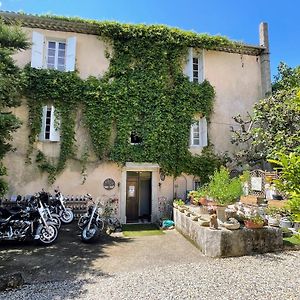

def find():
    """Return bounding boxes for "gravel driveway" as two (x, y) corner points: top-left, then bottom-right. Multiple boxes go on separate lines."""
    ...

(1, 251), (300, 300)
(1, 224), (299, 299)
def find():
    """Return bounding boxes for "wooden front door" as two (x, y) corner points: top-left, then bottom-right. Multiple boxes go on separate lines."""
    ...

(126, 171), (152, 223)
(126, 172), (139, 222)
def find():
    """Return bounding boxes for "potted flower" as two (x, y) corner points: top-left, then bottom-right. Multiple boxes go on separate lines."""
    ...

(244, 214), (265, 229)
(206, 167), (243, 222)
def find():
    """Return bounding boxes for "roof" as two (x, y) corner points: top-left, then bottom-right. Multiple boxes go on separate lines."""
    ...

(0, 11), (265, 56)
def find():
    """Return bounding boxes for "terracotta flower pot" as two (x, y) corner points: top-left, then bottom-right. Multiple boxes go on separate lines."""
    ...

(199, 197), (207, 206)
(244, 220), (264, 229)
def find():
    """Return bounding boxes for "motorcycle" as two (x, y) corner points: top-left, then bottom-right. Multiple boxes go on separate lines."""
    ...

(35, 192), (62, 229)
(78, 196), (121, 241)
(78, 198), (104, 243)
(50, 189), (74, 224)
(0, 202), (58, 245)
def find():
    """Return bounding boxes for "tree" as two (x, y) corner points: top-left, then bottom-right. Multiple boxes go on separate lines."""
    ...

(231, 63), (300, 167)
(0, 21), (29, 196)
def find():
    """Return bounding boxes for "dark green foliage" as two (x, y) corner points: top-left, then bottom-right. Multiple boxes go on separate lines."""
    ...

(0, 21), (29, 196)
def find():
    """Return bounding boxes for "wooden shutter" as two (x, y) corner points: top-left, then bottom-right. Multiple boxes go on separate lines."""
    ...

(31, 31), (44, 69)
(65, 37), (77, 71)
(49, 106), (60, 142)
(184, 47), (193, 81)
(38, 106), (47, 141)
(199, 117), (208, 147)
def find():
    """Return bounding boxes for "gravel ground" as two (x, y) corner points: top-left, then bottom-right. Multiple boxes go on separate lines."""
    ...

(1, 250), (300, 300)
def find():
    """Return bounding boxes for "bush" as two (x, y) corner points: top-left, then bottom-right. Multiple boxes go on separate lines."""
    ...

(207, 166), (243, 205)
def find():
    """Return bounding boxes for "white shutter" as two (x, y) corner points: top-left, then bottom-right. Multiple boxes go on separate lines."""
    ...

(31, 31), (44, 69)
(198, 50), (204, 83)
(65, 37), (77, 71)
(199, 117), (208, 147)
(184, 47), (193, 81)
(49, 106), (60, 141)
(39, 106), (47, 141)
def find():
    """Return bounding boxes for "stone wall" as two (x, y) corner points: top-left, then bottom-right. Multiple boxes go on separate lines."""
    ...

(173, 207), (283, 257)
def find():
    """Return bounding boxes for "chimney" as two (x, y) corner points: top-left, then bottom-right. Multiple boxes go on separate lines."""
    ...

(259, 22), (271, 97)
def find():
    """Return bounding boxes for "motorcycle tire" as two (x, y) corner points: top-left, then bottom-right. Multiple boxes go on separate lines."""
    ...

(50, 213), (62, 229)
(60, 208), (74, 224)
(38, 224), (58, 245)
(81, 224), (101, 243)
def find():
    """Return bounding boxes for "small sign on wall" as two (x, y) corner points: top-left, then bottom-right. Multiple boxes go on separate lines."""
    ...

(128, 185), (135, 197)
(103, 178), (115, 190)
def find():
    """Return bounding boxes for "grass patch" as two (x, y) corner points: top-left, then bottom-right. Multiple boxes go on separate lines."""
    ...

(122, 224), (164, 237)
(283, 235), (300, 246)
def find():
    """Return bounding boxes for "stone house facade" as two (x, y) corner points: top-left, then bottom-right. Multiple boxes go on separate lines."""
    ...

(1, 12), (271, 223)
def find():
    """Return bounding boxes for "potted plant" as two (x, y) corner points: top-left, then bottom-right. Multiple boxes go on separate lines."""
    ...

(244, 214), (265, 229)
(206, 167), (243, 222)
(187, 191), (199, 205)
(265, 207), (281, 227)
(173, 199), (185, 212)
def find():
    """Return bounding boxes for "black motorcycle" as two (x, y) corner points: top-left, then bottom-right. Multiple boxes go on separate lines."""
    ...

(78, 198), (104, 243)
(0, 202), (58, 245)
(50, 189), (74, 224)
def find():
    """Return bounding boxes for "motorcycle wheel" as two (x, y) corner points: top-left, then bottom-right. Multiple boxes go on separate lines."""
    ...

(38, 224), (58, 245)
(50, 214), (62, 229)
(81, 224), (100, 243)
(60, 208), (74, 224)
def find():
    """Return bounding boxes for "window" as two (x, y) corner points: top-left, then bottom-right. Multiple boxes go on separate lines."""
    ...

(44, 106), (52, 140)
(184, 48), (204, 83)
(190, 117), (208, 147)
(193, 57), (199, 83)
(39, 105), (60, 142)
(31, 32), (76, 71)
(47, 41), (66, 71)
(130, 131), (142, 145)
(193, 177), (201, 190)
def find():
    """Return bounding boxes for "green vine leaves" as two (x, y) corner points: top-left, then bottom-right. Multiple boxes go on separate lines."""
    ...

(22, 21), (226, 184)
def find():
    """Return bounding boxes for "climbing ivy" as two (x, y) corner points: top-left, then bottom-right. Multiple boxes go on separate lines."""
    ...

(24, 66), (84, 182)
(22, 18), (232, 182)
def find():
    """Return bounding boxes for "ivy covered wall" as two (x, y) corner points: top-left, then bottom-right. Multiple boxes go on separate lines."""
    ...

(19, 18), (241, 183)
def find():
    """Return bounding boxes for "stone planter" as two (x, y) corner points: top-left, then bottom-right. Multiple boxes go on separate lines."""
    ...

(280, 217), (292, 229)
(267, 216), (280, 227)
(178, 206), (185, 213)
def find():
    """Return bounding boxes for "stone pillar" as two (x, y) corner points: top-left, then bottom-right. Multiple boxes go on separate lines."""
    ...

(259, 22), (272, 97)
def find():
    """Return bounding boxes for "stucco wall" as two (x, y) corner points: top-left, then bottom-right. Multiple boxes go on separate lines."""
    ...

(205, 50), (262, 154)
(4, 26), (264, 222)
(13, 27), (111, 79)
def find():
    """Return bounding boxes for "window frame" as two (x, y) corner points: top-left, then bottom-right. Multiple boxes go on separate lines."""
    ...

(46, 39), (67, 71)
(190, 117), (207, 148)
(39, 105), (60, 142)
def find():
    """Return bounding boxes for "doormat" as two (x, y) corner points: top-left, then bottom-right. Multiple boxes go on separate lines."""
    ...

(122, 224), (164, 237)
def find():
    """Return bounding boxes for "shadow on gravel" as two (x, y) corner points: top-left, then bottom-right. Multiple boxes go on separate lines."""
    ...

(0, 223), (131, 298)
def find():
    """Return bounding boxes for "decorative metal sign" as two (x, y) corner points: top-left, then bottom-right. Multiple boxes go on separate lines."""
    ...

(103, 178), (115, 190)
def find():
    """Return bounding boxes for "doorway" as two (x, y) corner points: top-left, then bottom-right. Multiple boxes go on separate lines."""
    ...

(126, 171), (152, 223)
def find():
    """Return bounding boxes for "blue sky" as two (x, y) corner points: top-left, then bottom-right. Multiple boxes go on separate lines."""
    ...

(0, 0), (298, 79)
